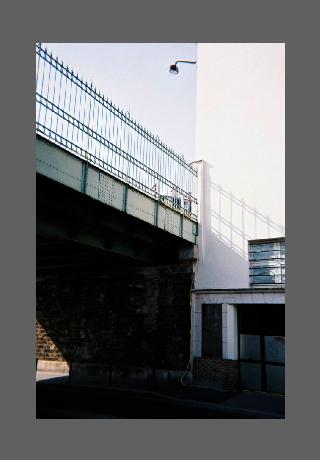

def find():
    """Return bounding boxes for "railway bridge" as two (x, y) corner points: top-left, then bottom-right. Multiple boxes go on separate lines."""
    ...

(36, 44), (199, 387)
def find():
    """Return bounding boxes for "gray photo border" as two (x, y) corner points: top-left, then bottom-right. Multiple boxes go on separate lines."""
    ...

(2, 0), (319, 458)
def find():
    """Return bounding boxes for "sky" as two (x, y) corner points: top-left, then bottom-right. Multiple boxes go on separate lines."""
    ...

(42, 43), (197, 164)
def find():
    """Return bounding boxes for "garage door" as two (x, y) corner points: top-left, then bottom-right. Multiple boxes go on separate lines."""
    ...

(237, 304), (285, 394)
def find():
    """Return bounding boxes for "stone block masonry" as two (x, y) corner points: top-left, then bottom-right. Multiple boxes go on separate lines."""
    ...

(36, 262), (194, 384)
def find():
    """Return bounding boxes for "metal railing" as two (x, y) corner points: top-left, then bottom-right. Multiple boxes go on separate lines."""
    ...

(36, 43), (198, 220)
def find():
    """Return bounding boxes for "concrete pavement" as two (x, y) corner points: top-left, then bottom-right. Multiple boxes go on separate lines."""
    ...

(36, 371), (285, 419)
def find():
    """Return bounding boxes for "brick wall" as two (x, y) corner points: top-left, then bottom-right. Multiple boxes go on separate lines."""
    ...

(193, 357), (239, 390)
(36, 263), (193, 374)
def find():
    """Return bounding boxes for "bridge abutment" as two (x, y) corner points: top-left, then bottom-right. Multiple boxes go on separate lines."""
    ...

(36, 261), (194, 388)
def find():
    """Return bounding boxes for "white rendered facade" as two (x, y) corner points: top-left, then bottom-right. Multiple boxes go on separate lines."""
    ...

(194, 43), (285, 290)
(192, 44), (285, 392)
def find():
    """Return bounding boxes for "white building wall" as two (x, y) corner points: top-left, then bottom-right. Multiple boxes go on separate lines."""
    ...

(195, 43), (285, 289)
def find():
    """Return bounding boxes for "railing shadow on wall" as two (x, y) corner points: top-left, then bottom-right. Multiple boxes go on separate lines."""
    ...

(195, 160), (285, 288)
(209, 182), (285, 259)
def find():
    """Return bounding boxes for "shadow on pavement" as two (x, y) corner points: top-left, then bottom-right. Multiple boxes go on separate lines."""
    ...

(36, 376), (284, 419)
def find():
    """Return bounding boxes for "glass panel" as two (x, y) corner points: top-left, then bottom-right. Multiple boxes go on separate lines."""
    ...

(251, 275), (275, 284)
(251, 259), (278, 267)
(250, 250), (275, 260)
(265, 336), (285, 363)
(240, 334), (261, 360)
(266, 365), (285, 393)
(252, 267), (277, 276)
(250, 242), (275, 253)
(240, 362), (262, 390)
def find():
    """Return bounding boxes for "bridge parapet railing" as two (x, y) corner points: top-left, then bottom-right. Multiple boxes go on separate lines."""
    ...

(36, 44), (198, 221)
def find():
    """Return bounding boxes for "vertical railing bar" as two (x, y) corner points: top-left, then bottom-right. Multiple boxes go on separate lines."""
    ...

(125, 118), (129, 183)
(115, 108), (119, 175)
(111, 105), (116, 173)
(148, 133), (152, 190)
(36, 56), (43, 127)
(166, 149), (169, 199)
(162, 149), (164, 196)
(132, 128), (136, 185)
(128, 120), (132, 181)
(145, 132), (150, 190)
(81, 81), (87, 158)
(104, 102), (108, 167)
(91, 88), (98, 161)
(122, 117), (127, 182)
(49, 55), (58, 135)
(130, 125), (134, 184)
(120, 114), (125, 179)
(92, 92), (97, 162)
(150, 135), (154, 190)
(97, 97), (104, 164)
(96, 97), (100, 164)
(116, 110), (121, 175)
(136, 131), (140, 187)
(61, 66), (69, 141)
(55, 58), (63, 136)
(36, 50), (41, 92)
(155, 142), (158, 192)
(76, 76), (83, 148)
(135, 130), (140, 186)
(65, 69), (73, 141)
(145, 130), (149, 189)
(37, 50), (46, 125)
(140, 127), (144, 187)
(71, 74), (77, 148)
(162, 146), (165, 197)
(119, 110), (123, 177)
(127, 121), (132, 181)
(149, 135), (153, 191)
(141, 129), (145, 188)
(71, 74), (78, 147)
(103, 100), (109, 168)
(140, 127), (144, 188)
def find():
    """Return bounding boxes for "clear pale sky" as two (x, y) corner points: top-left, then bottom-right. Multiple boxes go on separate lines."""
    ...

(42, 43), (197, 163)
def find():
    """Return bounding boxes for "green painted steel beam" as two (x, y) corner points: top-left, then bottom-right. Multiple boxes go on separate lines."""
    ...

(81, 161), (88, 194)
(154, 200), (159, 227)
(123, 184), (128, 212)
(180, 214), (184, 238)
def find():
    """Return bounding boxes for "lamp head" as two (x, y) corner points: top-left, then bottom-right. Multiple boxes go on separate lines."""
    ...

(169, 64), (179, 75)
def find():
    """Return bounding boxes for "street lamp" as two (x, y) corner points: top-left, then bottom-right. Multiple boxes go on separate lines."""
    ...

(169, 60), (196, 75)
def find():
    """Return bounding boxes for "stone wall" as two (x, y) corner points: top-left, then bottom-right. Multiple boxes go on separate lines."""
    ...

(36, 263), (193, 382)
